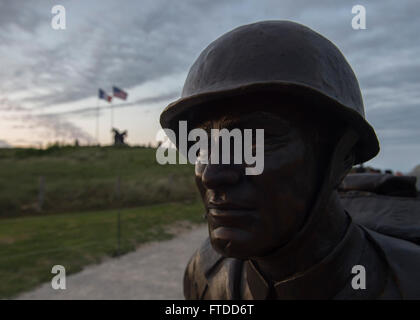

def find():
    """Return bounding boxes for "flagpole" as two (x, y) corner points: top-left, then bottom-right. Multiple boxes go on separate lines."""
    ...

(96, 98), (100, 145)
(111, 98), (114, 130)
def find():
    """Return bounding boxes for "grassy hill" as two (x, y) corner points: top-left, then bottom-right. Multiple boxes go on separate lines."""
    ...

(0, 145), (205, 298)
(0, 146), (199, 218)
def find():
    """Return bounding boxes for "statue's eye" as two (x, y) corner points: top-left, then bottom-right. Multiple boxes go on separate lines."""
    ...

(265, 134), (284, 143)
(261, 134), (288, 153)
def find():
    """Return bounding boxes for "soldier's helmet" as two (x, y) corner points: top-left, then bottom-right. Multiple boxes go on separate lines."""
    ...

(160, 20), (379, 164)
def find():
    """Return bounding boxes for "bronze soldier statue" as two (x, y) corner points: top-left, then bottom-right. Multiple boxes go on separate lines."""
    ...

(160, 21), (420, 299)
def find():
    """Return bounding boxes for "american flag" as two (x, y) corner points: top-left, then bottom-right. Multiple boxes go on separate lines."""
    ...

(113, 86), (128, 100)
(98, 89), (112, 102)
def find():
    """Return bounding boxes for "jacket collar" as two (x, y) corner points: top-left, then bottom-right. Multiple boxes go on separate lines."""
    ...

(246, 221), (366, 299)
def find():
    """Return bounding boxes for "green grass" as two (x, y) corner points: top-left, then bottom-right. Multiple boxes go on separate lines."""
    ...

(0, 146), (199, 218)
(0, 201), (205, 299)
(0, 146), (204, 298)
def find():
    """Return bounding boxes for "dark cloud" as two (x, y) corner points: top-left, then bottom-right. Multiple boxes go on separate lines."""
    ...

(0, 1), (45, 35)
(1, 0), (233, 107)
(20, 113), (95, 143)
(1, 99), (95, 144)
(0, 98), (29, 111)
(44, 92), (179, 117)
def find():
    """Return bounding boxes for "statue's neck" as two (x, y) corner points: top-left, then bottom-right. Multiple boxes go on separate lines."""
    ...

(251, 192), (350, 283)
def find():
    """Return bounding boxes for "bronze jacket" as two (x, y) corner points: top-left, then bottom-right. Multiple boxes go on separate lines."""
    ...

(184, 174), (420, 300)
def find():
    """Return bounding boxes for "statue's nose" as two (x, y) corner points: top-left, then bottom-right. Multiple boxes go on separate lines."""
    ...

(201, 163), (242, 190)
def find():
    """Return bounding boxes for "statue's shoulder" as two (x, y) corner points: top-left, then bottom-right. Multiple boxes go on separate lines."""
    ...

(183, 237), (243, 299)
(363, 227), (420, 299)
(340, 173), (420, 244)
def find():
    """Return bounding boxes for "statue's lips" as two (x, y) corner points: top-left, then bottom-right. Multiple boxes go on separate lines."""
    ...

(207, 207), (257, 230)
(207, 207), (258, 251)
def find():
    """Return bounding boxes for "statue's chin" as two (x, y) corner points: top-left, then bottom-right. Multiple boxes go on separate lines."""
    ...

(209, 226), (261, 259)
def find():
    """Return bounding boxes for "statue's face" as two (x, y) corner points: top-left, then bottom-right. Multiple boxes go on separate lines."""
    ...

(194, 107), (322, 259)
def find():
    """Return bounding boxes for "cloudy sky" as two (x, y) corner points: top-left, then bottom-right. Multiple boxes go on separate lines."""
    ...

(0, 0), (419, 172)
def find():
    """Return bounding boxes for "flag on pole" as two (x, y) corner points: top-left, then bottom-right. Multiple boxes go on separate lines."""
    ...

(112, 86), (128, 100)
(98, 89), (112, 102)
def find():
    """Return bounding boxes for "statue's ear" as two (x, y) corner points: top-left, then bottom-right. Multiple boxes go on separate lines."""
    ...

(328, 129), (359, 190)
(337, 151), (356, 186)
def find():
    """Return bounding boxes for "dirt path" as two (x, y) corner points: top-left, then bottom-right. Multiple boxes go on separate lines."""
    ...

(17, 225), (208, 300)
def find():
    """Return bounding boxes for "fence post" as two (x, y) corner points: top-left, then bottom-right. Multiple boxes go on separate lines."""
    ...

(116, 176), (121, 256)
(38, 176), (45, 212)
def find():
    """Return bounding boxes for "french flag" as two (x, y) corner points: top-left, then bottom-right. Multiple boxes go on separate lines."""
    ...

(98, 89), (112, 102)
(113, 86), (128, 100)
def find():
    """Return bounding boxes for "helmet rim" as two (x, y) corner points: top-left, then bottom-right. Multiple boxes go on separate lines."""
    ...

(160, 81), (380, 164)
